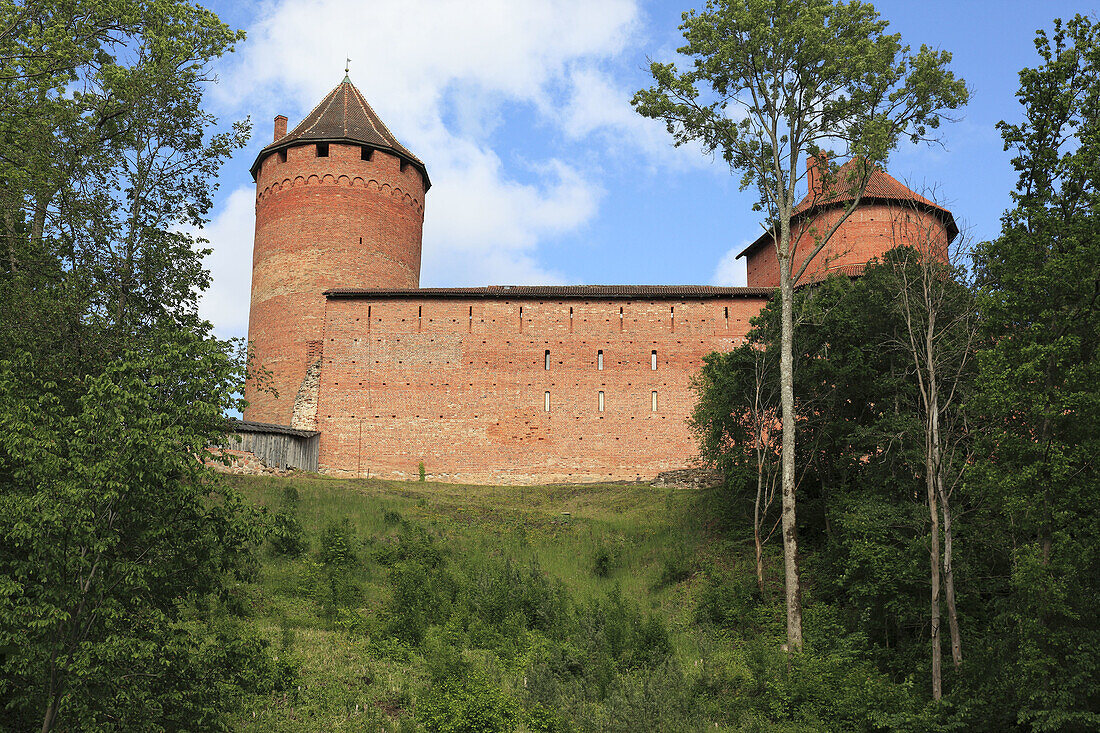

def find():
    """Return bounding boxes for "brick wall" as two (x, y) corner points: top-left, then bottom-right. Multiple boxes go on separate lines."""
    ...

(313, 295), (767, 484)
(244, 142), (427, 424)
(745, 203), (951, 287)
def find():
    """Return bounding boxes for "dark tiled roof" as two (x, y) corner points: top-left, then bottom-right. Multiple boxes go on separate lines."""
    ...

(325, 285), (774, 300)
(738, 160), (957, 259)
(227, 418), (319, 438)
(250, 77), (429, 188)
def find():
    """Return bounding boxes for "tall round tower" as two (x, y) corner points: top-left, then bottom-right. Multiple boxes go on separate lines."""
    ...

(244, 76), (429, 426)
(737, 158), (956, 288)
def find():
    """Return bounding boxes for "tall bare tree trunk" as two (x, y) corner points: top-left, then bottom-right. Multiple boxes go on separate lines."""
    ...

(778, 244), (803, 652)
(939, 482), (962, 668)
(928, 413), (946, 699)
(924, 270), (962, 675)
(754, 462), (766, 597)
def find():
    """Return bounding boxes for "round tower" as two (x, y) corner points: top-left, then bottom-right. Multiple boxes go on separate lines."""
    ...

(244, 76), (429, 426)
(738, 158), (956, 288)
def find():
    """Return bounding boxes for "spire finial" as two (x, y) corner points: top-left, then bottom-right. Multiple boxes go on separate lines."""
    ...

(344, 56), (351, 82)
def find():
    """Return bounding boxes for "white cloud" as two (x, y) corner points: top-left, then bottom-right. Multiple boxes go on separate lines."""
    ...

(712, 240), (750, 287)
(554, 66), (710, 169)
(197, 186), (254, 339)
(198, 0), (735, 334)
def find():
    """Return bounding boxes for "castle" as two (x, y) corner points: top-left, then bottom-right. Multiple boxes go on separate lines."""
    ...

(241, 77), (956, 484)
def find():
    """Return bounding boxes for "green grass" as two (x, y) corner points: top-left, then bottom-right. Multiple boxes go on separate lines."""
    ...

(221, 473), (770, 732)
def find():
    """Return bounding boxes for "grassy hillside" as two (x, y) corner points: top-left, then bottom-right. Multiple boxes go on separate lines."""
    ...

(220, 474), (896, 732)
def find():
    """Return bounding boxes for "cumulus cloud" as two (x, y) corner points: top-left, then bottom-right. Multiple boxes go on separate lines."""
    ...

(712, 240), (751, 287)
(195, 0), (730, 336)
(555, 66), (710, 169)
(196, 186), (255, 339)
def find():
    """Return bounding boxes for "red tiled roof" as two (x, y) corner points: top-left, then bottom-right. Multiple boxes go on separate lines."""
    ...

(250, 77), (429, 187)
(738, 160), (957, 259)
(325, 285), (774, 300)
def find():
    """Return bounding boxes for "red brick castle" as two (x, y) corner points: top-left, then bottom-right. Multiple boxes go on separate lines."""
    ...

(242, 77), (956, 483)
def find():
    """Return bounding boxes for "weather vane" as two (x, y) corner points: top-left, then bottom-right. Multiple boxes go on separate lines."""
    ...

(345, 56), (351, 75)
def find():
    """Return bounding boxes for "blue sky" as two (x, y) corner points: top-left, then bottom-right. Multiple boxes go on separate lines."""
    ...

(196, 0), (1097, 341)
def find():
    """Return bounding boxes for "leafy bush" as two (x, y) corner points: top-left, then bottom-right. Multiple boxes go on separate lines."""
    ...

(387, 559), (455, 644)
(417, 668), (520, 733)
(592, 543), (621, 578)
(319, 517), (357, 569)
(310, 519), (362, 621)
(695, 570), (757, 629)
(652, 547), (698, 589)
(269, 486), (306, 557)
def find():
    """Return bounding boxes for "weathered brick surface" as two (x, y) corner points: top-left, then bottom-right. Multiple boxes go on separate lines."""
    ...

(314, 296), (765, 484)
(745, 204), (951, 287)
(240, 97), (954, 484)
(244, 142), (427, 424)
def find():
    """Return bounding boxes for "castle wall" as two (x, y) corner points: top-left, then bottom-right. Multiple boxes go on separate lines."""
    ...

(313, 295), (767, 484)
(745, 203), (951, 287)
(245, 142), (427, 425)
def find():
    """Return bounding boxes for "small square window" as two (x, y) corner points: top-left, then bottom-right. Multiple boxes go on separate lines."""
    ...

(317, 142), (329, 157)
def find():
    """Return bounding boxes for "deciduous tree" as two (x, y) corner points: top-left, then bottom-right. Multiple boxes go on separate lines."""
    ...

(634, 0), (968, 651)
(969, 15), (1100, 728)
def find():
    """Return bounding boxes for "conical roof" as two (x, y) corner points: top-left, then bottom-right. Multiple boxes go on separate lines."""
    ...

(738, 159), (956, 259)
(251, 77), (429, 189)
(792, 159), (951, 218)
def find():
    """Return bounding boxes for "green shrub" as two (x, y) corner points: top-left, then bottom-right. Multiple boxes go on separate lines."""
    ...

(695, 570), (756, 629)
(524, 701), (571, 732)
(417, 668), (520, 733)
(310, 519), (362, 621)
(269, 487), (306, 557)
(604, 663), (701, 732)
(319, 517), (357, 569)
(373, 525), (445, 568)
(419, 461), (427, 482)
(592, 543), (621, 578)
(652, 547), (698, 590)
(387, 559), (455, 644)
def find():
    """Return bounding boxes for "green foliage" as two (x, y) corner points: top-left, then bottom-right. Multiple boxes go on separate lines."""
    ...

(418, 666), (520, 733)
(0, 2), (260, 727)
(419, 461), (427, 482)
(962, 14), (1100, 730)
(311, 519), (361, 622)
(319, 517), (358, 569)
(632, 0), (967, 220)
(652, 547), (699, 590)
(269, 486), (307, 558)
(592, 542), (622, 578)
